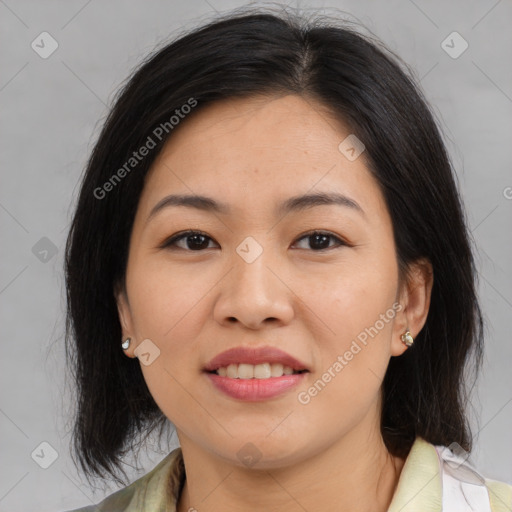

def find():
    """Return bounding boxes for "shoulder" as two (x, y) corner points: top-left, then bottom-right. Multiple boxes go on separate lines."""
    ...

(60, 447), (184, 512)
(483, 477), (512, 512)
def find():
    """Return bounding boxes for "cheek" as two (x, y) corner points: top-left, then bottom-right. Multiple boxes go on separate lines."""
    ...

(124, 262), (212, 414)
(296, 286), (396, 434)
(300, 252), (398, 384)
(127, 255), (212, 341)
(305, 256), (397, 335)
(131, 268), (209, 422)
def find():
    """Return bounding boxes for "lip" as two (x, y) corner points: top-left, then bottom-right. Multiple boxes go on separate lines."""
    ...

(203, 346), (310, 373)
(205, 372), (307, 401)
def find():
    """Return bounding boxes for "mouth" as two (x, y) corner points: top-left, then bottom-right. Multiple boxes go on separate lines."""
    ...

(203, 345), (311, 380)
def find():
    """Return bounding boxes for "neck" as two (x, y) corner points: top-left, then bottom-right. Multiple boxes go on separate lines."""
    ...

(175, 412), (406, 512)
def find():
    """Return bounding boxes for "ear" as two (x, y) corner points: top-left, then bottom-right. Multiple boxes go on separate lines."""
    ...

(391, 258), (433, 357)
(114, 281), (136, 358)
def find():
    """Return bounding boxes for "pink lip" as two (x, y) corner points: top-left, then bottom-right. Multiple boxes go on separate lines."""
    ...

(205, 372), (307, 401)
(203, 346), (310, 372)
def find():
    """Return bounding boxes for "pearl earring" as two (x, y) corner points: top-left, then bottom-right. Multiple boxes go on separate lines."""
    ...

(401, 331), (414, 347)
(121, 337), (131, 350)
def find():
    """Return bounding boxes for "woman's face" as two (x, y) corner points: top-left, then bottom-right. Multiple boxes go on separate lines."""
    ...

(116, 94), (427, 468)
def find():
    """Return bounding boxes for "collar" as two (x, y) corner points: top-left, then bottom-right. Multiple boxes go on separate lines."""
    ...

(123, 446), (184, 511)
(387, 436), (442, 512)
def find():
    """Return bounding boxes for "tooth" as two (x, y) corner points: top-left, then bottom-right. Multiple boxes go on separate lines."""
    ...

(238, 363), (254, 379)
(254, 363), (271, 379)
(214, 363), (303, 378)
(270, 363), (284, 377)
(226, 364), (238, 378)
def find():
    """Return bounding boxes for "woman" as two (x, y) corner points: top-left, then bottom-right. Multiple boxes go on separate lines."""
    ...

(62, 7), (511, 512)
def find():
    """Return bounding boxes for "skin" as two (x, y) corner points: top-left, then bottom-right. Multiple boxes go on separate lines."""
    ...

(116, 94), (433, 512)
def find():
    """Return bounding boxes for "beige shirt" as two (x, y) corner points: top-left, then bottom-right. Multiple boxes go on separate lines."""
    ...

(65, 437), (512, 511)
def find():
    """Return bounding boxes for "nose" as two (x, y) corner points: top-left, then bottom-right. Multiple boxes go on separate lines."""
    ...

(213, 245), (295, 330)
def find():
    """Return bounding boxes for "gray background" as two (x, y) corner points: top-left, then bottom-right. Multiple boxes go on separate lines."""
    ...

(1, 0), (511, 510)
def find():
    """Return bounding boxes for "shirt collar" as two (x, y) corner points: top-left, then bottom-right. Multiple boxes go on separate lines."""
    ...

(387, 436), (442, 512)
(130, 446), (183, 512)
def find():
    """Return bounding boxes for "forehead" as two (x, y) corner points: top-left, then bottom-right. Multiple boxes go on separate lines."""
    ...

(153, 94), (352, 167)
(138, 94), (386, 222)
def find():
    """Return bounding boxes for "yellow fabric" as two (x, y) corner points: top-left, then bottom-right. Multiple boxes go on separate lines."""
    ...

(486, 478), (512, 512)
(66, 437), (511, 511)
(387, 437), (442, 511)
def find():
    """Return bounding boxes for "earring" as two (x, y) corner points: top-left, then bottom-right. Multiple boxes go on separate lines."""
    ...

(401, 331), (414, 347)
(121, 338), (131, 350)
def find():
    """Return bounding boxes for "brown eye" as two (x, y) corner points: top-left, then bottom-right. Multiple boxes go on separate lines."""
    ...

(161, 230), (218, 251)
(293, 231), (347, 251)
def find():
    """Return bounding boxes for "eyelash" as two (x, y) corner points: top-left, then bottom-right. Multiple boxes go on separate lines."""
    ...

(159, 229), (349, 252)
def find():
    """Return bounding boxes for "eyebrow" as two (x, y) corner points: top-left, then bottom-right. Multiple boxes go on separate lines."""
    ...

(146, 191), (366, 224)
